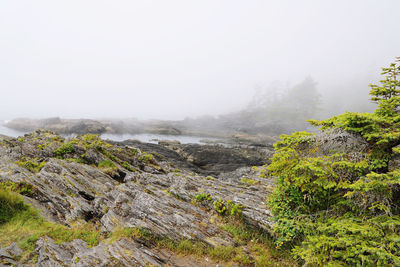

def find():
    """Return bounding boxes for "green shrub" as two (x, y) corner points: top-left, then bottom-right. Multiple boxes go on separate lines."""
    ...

(98, 160), (118, 175)
(72, 134), (113, 156)
(138, 152), (154, 163)
(213, 198), (227, 215)
(15, 157), (46, 173)
(194, 193), (212, 202)
(122, 161), (135, 172)
(53, 142), (76, 158)
(81, 134), (100, 143)
(0, 181), (32, 196)
(226, 200), (244, 217)
(98, 160), (116, 169)
(194, 194), (244, 217)
(36, 143), (52, 150)
(267, 58), (400, 266)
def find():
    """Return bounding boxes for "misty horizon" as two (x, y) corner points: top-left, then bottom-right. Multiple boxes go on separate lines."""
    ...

(1, 0), (399, 120)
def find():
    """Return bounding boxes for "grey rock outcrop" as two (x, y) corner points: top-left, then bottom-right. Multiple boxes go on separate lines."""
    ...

(0, 243), (22, 266)
(314, 128), (370, 155)
(0, 130), (273, 266)
(115, 139), (271, 175)
(34, 236), (231, 267)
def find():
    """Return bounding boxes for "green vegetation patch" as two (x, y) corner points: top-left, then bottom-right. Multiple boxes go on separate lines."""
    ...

(194, 193), (213, 202)
(0, 189), (102, 262)
(138, 152), (154, 163)
(0, 181), (33, 196)
(267, 58), (400, 266)
(98, 159), (116, 169)
(98, 160), (118, 176)
(53, 141), (76, 158)
(194, 193), (244, 217)
(15, 157), (46, 173)
(0, 187), (294, 266)
(108, 226), (236, 261)
(122, 161), (136, 172)
(220, 219), (295, 266)
(240, 177), (260, 185)
(110, 222), (295, 266)
(0, 188), (29, 224)
(15, 132), (159, 174)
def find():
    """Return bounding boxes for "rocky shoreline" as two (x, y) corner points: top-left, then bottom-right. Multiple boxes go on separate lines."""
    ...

(0, 124), (376, 266)
(0, 129), (290, 266)
(110, 139), (272, 175)
(4, 117), (279, 147)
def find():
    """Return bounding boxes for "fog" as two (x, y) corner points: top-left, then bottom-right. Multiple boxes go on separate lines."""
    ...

(1, 0), (399, 120)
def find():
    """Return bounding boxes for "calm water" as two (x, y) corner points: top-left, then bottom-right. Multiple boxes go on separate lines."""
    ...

(0, 120), (220, 144)
(0, 121), (29, 137)
(100, 133), (220, 144)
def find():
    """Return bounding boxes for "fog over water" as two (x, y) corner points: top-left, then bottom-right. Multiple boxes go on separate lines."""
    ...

(0, 120), (218, 144)
(0, 120), (28, 137)
(1, 0), (399, 120)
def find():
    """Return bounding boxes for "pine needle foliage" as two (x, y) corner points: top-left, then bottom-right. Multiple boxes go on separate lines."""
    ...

(268, 58), (400, 266)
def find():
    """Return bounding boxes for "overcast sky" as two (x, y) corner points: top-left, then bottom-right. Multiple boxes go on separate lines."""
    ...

(1, 0), (399, 120)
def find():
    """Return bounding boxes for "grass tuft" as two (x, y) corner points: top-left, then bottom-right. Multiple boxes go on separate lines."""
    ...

(0, 189), (102, 262)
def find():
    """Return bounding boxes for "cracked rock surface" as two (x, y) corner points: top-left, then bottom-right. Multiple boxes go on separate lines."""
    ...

(0, 130), (274, 266)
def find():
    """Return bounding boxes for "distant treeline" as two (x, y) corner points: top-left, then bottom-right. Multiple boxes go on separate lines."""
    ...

(183, 75), (376, 136)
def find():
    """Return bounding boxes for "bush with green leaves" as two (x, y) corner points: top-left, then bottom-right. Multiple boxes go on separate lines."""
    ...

(53, 141), (76, 158)
(15, 157), (46, 173)
(138, 152), (154, 163)
(0, 181), (33, 196)
(194, 194), (244, 217)
(226, 200), (244, 217)
(267, 58), (400, 266)
(194, 193), (213, 202)
(213, 198), (227, 215)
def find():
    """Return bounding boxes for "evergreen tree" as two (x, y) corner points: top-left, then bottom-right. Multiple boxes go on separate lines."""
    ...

(267, 58), (400, 266)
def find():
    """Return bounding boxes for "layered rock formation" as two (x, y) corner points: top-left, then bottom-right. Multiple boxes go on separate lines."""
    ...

(112, 139), (271, 175)
(0, 130), (278, 266)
